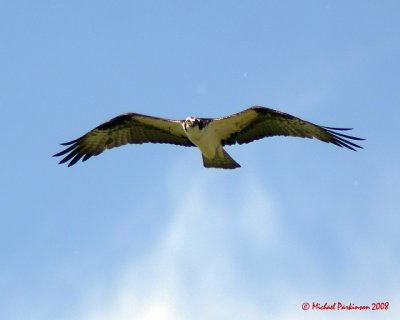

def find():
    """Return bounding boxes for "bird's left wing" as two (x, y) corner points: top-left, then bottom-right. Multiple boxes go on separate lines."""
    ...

(54, 113), (193, 166)
(213, 106), (364, 150)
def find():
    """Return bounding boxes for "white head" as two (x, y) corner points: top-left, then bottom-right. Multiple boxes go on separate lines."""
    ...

(184, 116), (200, 130)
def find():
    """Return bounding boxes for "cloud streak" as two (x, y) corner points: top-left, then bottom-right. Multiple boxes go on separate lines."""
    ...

(77, 163), (399, 320)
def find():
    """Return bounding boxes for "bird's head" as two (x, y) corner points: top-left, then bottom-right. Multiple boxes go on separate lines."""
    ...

(184, 116), (201, 130)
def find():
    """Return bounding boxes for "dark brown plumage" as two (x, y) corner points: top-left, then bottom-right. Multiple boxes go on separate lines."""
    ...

(217, 107), (363, 150)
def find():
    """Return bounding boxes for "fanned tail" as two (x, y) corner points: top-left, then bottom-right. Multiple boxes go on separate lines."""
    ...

(202, 149), (241, 169)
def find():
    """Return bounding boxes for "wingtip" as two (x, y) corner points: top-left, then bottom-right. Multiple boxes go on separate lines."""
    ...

(60, 138), (80, 146)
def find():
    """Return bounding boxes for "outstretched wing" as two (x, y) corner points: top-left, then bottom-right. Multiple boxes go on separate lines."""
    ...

(54, 113), (193, 166)
(214, 106), (364, 150)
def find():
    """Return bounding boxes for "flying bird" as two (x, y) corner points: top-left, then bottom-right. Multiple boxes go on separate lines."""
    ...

(54, 106), (364, 169)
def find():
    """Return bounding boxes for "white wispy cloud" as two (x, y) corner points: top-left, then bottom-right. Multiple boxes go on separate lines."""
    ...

(76, 160), (399, 320)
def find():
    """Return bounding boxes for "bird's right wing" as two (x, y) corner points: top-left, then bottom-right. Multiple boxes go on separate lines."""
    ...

(53, 113), (193, 166)
(213, 106), (364, 150)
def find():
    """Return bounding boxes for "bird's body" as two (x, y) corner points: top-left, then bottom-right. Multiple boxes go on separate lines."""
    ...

(54, 106), (364, 169)
(182, 118), (240, 168)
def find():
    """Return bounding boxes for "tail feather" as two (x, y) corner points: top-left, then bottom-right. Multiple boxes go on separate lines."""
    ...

(202, 149), (241, 169)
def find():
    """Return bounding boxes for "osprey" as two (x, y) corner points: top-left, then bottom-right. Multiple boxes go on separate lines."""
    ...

(54, 106), (364, 169)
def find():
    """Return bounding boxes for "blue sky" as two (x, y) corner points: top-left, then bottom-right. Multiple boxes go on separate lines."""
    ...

(1, 1), (399, 319)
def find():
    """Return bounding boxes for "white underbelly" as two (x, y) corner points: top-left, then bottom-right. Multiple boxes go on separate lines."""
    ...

(186, 125), (220, 158)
